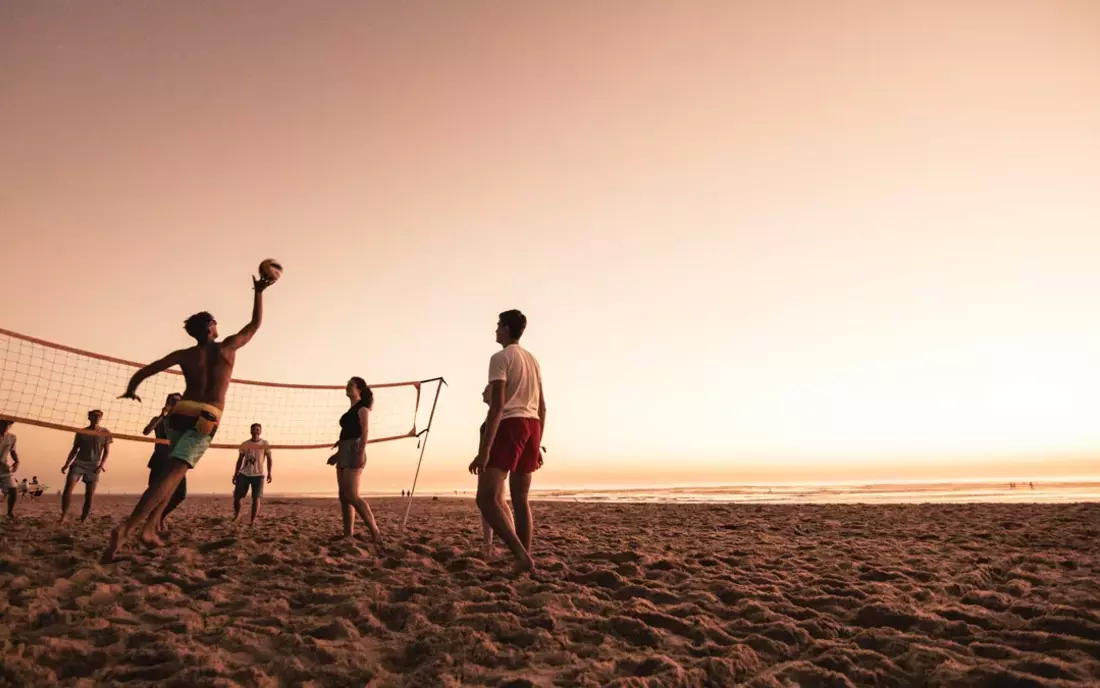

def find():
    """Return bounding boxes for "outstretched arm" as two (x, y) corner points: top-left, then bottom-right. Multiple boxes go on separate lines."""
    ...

(223, 278), (269, 351)
(120, 350), (185, 401)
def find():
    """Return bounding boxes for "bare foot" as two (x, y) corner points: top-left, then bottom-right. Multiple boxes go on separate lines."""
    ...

(513, 553), (535, 575)
(482, 545), (496, 559)
(100, 527), (125, 564)
(138, 529), (165, 549)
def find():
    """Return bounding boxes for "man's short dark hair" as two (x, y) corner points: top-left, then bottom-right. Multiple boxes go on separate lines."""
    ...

(250, 423), (262, 431)
(184, 312), (215, 340)
(88, 409), (103, 417)
(499, 310), (527, 340)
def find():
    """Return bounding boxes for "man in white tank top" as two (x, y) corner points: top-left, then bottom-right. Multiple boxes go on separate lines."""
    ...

(469, 309), (546, 574)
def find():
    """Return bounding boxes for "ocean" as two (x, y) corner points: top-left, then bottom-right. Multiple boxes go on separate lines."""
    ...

(300, 477), (1100, 504)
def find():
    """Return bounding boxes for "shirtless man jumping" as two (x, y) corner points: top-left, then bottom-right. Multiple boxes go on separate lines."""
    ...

(101, 275), (273, 562)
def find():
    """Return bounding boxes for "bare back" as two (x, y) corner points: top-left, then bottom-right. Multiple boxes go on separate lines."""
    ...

(178, 343), (237, 410)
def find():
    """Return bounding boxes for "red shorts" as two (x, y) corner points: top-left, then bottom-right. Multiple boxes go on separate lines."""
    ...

(487, 417), (542, 474)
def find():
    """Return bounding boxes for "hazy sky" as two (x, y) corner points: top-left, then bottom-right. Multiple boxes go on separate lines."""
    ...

(2, 1), (1100, 494)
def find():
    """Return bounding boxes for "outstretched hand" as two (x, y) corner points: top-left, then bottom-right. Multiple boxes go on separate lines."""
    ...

(118, 392), (142, 403)
(253, 275), (274, 293)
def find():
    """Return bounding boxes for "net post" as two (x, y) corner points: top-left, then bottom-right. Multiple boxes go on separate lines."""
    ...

(402, 377), (446, 529)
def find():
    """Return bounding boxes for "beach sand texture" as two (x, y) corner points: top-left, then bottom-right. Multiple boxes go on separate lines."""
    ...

(2, 496), (1099, 686)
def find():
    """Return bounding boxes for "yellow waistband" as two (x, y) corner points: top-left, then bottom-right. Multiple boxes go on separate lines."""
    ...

(171, 400), (223, 420)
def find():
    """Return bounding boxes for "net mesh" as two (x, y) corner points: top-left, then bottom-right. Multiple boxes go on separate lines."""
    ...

(0, 328), (436, 449)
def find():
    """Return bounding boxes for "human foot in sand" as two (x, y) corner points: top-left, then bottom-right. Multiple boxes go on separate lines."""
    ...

(513, 553), (534, 575)
(138, 523), (166, 549)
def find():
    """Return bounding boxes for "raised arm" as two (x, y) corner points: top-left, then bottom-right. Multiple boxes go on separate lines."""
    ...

(223, 278), (270, 352)
(120, 350), (186, 402)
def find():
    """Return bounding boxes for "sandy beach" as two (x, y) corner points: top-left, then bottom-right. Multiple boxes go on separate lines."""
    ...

(2, 496), (1099, 686)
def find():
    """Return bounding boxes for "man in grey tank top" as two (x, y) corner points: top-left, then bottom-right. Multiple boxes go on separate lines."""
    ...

(60, 409), (112, 523)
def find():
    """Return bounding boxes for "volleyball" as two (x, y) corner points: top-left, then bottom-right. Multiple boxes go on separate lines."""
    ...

(259, 258), (283, 282)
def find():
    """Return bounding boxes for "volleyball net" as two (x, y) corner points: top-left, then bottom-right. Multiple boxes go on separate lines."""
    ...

(0, 327), (444, 450)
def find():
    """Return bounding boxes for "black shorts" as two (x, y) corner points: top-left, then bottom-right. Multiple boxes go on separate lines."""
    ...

(234, 475), (264, 499)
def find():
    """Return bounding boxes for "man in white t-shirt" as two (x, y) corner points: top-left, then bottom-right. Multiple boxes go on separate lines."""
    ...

(232, 423), (272, 526)
(0, 420), (21, 519)
(469, 309), (546, 574)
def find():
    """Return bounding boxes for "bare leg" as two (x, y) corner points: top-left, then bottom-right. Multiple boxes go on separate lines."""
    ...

(158, 477), (186, 532)
(141, 470), (190, 547)
(337, 469), (353, 536)
(60, 471), (79, 522)
(481, 515), (494, 557)
(509, 470), (534, 553)
(340, 469), (381, 546)
(101, 461), (188, 563)
(80, 480), (98, 522)
(233, 490), (243, 521)
(250, 496), (261, 526)
(483, 478), (512, 557)
(477, 468), (532, 573)
(6, 488), (15, 517)
(497, 478), (516, 533)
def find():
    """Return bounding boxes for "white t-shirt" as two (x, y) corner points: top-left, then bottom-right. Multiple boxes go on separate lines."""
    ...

(0, 433), (16, 475)
(237, 439), (270, 477)
(488, 343), (542, 420)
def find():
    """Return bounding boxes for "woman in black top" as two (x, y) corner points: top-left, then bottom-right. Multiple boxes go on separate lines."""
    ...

(332, 377), (382, 544)
(142, 393), (187, 533)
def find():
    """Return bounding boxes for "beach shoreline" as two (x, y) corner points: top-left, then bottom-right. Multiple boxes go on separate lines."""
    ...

(2, 496), (1099, 686)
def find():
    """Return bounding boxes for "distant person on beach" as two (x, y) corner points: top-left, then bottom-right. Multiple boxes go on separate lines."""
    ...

(103, 273), (274, 563)
(233, 423), (272, 526)
(469, 309), (545, 574)
(60, 409), (111, 523)
(143, 393), (187, 532)
(29, 476), (42, 498)
(0, 420), (20, 518)
(329, 377), (383, 546)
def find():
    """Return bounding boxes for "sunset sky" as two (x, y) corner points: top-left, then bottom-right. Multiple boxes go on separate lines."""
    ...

(2, 1), (1100, 495)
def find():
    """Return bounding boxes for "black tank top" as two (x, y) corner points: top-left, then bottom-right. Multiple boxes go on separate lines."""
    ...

(339, 401), (369, 441)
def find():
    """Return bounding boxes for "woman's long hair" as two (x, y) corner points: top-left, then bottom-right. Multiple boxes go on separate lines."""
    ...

(349, 376), (374, 410)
